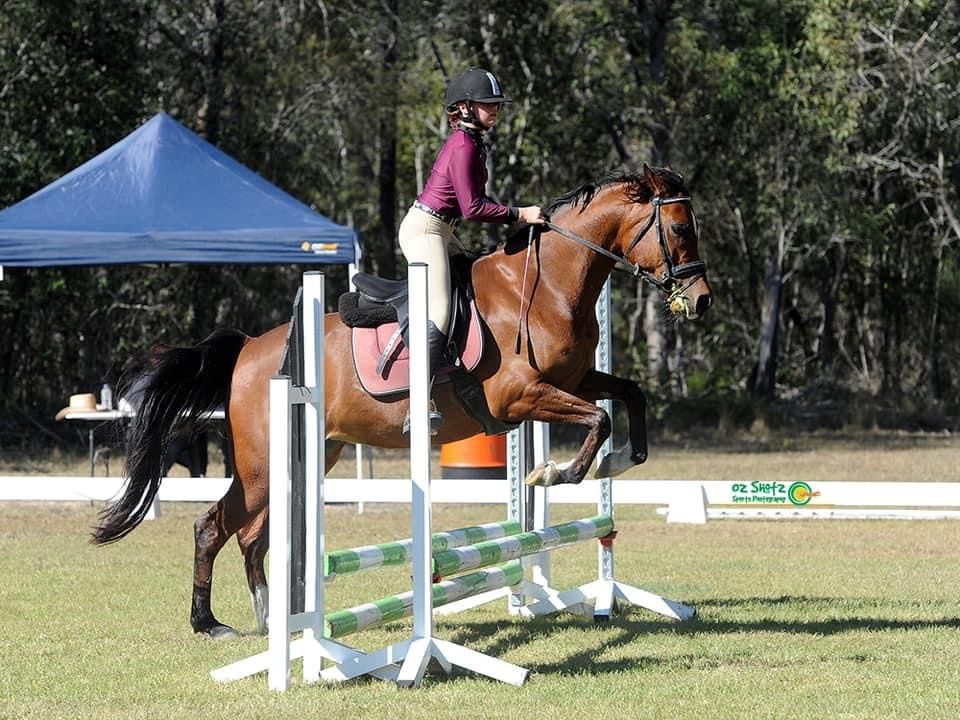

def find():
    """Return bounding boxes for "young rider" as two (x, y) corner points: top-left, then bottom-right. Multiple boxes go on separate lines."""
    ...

(398, 67), (545, 433)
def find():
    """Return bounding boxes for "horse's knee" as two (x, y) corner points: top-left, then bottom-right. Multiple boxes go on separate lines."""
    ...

(236, 509), (268, 553)
(595, 407), (612, 439)
(237, 513), (269, 589)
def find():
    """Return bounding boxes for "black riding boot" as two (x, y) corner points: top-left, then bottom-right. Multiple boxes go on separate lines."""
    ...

(402, 322), (447, 436)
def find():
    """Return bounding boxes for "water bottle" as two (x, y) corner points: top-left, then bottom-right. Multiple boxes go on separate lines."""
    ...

(100, 383), (113, 411)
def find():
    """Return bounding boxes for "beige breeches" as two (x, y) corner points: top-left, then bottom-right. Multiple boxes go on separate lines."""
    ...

(398, 206), (454, 335)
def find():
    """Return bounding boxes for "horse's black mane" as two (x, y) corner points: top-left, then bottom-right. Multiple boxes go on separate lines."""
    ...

(493, 167), (687, 253)
(545, 166), (687, 216)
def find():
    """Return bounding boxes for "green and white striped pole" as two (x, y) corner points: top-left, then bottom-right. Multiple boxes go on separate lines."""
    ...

(325, 519), (523, 578)
(432, 515), (614, 578)
(324, 561), (524, 640)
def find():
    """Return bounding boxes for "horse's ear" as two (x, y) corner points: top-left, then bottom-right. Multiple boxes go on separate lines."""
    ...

(642, 163), (667, 195)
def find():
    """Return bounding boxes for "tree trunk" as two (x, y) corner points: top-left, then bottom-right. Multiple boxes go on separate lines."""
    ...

(636, 0), (674, 386)
(751, 253), (783, 399)
(375, 0), (398, 279)
(644, 290), (666, 382)
(200, 0), (225, 145)
(817, 240), (845, 374)
(929, 155), (959, 398)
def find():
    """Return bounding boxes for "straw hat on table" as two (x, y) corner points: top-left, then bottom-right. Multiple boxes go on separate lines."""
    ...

(54, 393), (103, 421)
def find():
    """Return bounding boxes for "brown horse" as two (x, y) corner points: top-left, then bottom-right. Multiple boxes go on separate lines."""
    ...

(92, 164), (711, 638)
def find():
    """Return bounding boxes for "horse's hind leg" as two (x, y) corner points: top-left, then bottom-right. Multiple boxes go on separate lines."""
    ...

(231, 438), (345, 636)
(237, 510), (269, 634)
(191, 478), (264, 639)
(192, 498), (240, 639)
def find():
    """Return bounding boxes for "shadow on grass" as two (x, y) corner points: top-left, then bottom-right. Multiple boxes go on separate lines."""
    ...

(689, 594), (960, 635)
(434, 595), (960, 678)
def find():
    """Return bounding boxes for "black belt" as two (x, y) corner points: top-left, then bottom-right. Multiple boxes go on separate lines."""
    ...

(413, 201), (458, 227)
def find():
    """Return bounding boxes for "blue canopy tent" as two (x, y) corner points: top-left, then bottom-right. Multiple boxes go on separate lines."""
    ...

(0, 112), (361, 270)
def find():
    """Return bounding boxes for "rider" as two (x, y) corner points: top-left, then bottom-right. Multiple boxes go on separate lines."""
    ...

(398, 66), (545, 433)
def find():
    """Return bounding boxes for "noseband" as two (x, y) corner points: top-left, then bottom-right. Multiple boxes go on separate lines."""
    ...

(543, 195), (707, 293)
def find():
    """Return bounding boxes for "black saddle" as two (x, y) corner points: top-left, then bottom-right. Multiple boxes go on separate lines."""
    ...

(351, 274), (406, 303)
(338, 255), (476, 338)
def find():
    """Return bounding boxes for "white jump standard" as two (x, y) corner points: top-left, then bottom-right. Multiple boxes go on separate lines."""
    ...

(321, 263), (530, 687)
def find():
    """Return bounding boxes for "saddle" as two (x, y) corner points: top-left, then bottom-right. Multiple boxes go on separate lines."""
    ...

(337, 256), (516, 436)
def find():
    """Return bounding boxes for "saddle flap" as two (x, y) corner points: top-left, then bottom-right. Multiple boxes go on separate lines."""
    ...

(352, 301), (484, 397)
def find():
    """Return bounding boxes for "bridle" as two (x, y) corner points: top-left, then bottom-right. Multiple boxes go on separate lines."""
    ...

(514, 193), (708, 351)
(543, 195), (707, 294)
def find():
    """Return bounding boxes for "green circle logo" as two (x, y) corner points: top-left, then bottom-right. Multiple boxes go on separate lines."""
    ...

(788, 481), (815, 505)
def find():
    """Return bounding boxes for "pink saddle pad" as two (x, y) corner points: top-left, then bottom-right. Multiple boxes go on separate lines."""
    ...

(352, 302), (484, 397)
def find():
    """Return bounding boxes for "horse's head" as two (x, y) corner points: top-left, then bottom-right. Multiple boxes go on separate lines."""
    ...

(618, 164), (712, 320)
(542, 165), (712, 319)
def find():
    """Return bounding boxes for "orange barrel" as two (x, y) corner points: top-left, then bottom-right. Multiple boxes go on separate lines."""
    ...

(440, 433), (507, 479)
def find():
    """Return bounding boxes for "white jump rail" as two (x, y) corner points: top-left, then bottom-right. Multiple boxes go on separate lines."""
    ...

(3, 477), (960, 523)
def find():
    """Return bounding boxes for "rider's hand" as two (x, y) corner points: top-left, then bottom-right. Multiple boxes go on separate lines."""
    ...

(518, 205), (546, 225)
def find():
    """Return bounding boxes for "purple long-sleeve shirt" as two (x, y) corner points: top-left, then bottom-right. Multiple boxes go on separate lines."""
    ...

(417, 129), (518, 223)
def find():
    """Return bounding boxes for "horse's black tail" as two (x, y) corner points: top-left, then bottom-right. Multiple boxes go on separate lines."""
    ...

(91, 328), (248, 545)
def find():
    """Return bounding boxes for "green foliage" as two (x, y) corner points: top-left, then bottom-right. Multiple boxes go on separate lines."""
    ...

(0, 0), (149, 206)
(2, 0), (959, 449)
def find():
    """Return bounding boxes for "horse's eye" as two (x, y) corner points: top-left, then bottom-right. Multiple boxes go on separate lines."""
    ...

(671, 223), (690, 239)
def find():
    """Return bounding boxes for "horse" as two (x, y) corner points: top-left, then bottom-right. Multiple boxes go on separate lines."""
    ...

(91, 164), (712, 638)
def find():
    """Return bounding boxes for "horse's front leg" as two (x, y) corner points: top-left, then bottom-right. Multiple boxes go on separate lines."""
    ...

(574, 370), (647, 479)
(500, 381), (611, 487)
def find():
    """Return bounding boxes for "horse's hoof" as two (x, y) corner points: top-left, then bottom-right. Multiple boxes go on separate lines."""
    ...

(205, 624), (240, 640)
(631, 451), (648, 465)
(595, 454), (614, 478)
(594, 449), (636, 479)
(524, 461), (560, 487)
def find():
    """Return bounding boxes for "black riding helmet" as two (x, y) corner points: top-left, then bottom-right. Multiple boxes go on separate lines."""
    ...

(444, 67), (511, 110)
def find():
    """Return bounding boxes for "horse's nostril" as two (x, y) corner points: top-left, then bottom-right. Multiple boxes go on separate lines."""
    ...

(696, 294), (713, 316)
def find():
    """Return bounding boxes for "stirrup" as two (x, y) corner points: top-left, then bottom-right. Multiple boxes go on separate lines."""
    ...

(402, 403), (443, 437)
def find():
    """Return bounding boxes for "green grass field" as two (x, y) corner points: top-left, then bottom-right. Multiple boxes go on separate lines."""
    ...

(2, 435), (960, 719)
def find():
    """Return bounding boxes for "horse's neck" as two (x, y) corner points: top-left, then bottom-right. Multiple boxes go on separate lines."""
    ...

(538, 210), (618, 310)
(472, 202), (624, 321)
